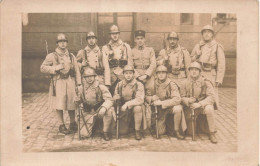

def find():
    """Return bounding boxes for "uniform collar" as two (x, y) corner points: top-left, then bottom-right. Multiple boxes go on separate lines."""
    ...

(136, 45), (145, 50)
(84, 80), (99, 89)
(155, 78), (171, 89)
(199, 39), (217, 47)
(122, 78), (137, 87)
(188, 75), (204, 84)
(55, 47), (69, 56)
(109, 39), (123, 47)
(84, 45), (99, 52)
(167, 44), (181, 54)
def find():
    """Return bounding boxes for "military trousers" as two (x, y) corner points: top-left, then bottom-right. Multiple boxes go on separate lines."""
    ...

(80, 107), (113, 137)
(118, 105), (143, 134)
(184, 104), (216, 135)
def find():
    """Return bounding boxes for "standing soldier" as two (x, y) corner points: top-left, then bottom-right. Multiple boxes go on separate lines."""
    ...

(75, 67), (114, 141)
(113, 65), (145, 140)
(131, 30), (156, 88)
(180, 62), (217, 144)
(145, 65), (186, 139)
(102, 25), (132, 95)
(157, 31), (191, 86)
(76, 31), (110, 87)
(190, 25), (225, 108)
(40, 33), (81, 134)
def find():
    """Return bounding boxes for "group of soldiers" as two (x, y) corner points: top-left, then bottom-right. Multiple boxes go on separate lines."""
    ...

(40, 24), (225, 144)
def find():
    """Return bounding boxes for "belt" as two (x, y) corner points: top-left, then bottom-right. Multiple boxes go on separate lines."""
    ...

(59, 70), (74, 79)
(135, 65), (149, 70)
(198, 62), (216, 72)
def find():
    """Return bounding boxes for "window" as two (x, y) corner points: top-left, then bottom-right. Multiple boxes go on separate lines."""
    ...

(180, 13), (193, 25)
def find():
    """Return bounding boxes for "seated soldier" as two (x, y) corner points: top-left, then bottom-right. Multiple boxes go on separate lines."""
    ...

(180, 61), (217, 144)
(113, 65), (145, 140)
(145, 65), (186, 140)
(75, 67), (114, 141)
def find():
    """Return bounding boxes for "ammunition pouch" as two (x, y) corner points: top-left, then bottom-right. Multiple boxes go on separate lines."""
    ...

(109, 59), (119, 68)
(83, 100), (105, 112)
(199, 62), (216, 72)
(166, 64), (172, 73)
(119, 59), (127, 68)
(95, 68), (104, 75)
(59, 69), (75, 79)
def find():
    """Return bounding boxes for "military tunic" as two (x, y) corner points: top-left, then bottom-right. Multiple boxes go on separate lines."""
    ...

(157, 45), (191, 86)
(79, 80), (114, 137)
(102, 40), (132, 90)
(40, 47), (81, 111)
(180, 76), (216, 134)
(76, 45), (111, 86)
(146, 78), (187, 135)
(114, 78), (146, 134)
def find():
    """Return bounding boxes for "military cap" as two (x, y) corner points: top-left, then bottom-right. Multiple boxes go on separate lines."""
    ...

(82, 67), (97, 77)
(201, 25), (214, 34)
(109, 25), (120, 34)
(188, 61), (202, 71)
(135, 30), (145, 37)
(123, 65), (135, 73)
(56, 33), (68, 43)
(86, 31), (97, 40)
(167, 31), (179, 40)
(156, 65), (168, 73)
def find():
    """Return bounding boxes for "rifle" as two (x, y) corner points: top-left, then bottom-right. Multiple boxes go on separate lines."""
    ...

(154, 106), (159, 139)
(115, 99), (121, 139)
(45, 40), (56, 96)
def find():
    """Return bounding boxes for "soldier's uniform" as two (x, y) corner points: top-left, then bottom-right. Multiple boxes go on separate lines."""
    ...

(145, 65), (186, 138)
(78, 68), (114, 140)
(40, 33), (81, 134)
(180, 62), (217, 143)
(131, 30), (156, 89)
(76, 32), (110, 86)
(113, 65), (145, 140)
(157, 32), (191, 86)
(102, 25), (132, 94)
(190, 25), (225, 108)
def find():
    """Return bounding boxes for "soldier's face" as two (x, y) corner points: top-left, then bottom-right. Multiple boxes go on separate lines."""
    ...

(85, 76), (95, 84)
(168, 38), (178, 48)
(189, 68), (200, 78)
(87, 37), (96, 46)
(135, 36), (145, 47)
(57, 41), (68, 49)
(157, 71), (167, 81)
(202, 30), (214, 42)
(110, 33), (120, 42)
(124, 71), (134, 81)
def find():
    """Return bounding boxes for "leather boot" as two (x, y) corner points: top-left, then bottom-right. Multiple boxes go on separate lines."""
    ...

(209, 132), (218, 144)
(175, 131), (185, 140)
(135, 130), (142, 140)
(103, 132), (110, 141)
(59, 124), (70, 135)
(69, 122), (78, 133)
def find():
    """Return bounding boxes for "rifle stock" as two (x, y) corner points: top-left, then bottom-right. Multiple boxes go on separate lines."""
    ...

(154, 106), (159, 139)
(116, 100), (120, 139)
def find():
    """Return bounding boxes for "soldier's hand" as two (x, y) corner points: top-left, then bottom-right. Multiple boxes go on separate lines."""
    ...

(190, 103), (201, 109)
(55, 64), (64, 71)
(196, 49), (202, 56)
(121, 103), (128, 112)
(152, 95), (159, 102)
(153, 100), (162, 106)
(113, 94), (121, 101)
(189, 97), (196, 104)
(98, 107), (107, 118)
(138, 75), (147, 81)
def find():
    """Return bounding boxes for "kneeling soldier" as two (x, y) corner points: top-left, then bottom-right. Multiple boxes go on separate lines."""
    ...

(75, 67), (114, 141)
(113, 65), (145, 140)
(180, 61), (217, 144)
(146, 65), (186, 139)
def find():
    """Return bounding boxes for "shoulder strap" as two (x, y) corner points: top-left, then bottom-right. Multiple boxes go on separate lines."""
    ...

(96, 85), (103, 101)
(132, 82), (138, 99)
(98, 48), (103, 69)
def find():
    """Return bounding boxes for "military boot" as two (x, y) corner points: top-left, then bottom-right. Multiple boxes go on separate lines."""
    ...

(103, 132), (110, 141)
(175, 131), (185, 140)
(135, 130), (142, 140)
(209, 132), (218, 144)
(69, 122), (78, 133)
(59, 124), (70, 135)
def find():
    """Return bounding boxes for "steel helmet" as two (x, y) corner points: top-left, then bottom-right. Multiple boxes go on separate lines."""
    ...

(56, 33), (68, 43)
(82, 67), (97, 77)
(86, 31), (97, 40)
(188, 62), (202, 71)
(201, 25), (214, 34)
(109, 25), (120, 34)
(167, 31), (179, 40)
(156, 65), (168, 73)
(123, 65), (135, 73)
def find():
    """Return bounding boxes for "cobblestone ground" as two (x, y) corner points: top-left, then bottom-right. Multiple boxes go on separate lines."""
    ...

(22, 88), (237, 152)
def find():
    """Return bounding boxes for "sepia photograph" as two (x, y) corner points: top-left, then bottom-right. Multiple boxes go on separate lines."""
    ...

(22, 12), (237, 152)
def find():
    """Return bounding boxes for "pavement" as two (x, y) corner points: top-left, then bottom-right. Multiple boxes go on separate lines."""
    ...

(22, 88), (237, 152)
